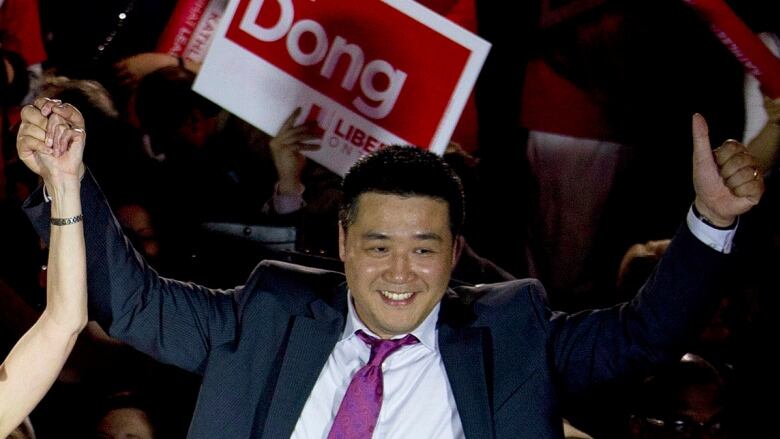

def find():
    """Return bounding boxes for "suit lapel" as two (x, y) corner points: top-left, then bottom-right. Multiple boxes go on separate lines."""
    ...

(439, 324), (494, 439)
(260, 297), (346, 438)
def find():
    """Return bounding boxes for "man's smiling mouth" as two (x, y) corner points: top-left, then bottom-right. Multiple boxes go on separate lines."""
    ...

(379, 290), (414, 301)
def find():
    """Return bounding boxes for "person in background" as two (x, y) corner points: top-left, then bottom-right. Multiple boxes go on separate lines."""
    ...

(627, 353), (731, 439)
(93, 391), (157, 439)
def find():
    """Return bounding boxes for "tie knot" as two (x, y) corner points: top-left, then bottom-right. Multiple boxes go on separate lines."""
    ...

(356, 330), (419, 366)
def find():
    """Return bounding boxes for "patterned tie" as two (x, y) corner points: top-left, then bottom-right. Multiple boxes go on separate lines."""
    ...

(327, 330), (419, 439)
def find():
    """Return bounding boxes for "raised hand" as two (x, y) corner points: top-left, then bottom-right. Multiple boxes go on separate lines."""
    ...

(745, 96), (780, 172)
(763, 96), (780, 126)
(17, 98), (86, 183)
(115, 53), (181, 86)
(692, 113), (764, 227)
(269, 107), (321, 195)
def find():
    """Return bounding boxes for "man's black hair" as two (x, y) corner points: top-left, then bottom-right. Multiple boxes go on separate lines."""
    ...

(339, 145), (465, 237)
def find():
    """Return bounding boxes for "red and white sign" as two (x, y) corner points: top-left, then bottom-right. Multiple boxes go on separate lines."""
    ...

(193, 0), (490, 175)
(157, 0), (228, 63)
(683, 0), (780, 98)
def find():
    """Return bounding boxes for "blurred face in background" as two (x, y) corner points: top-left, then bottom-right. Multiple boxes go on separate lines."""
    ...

(95, 408), (155, 439)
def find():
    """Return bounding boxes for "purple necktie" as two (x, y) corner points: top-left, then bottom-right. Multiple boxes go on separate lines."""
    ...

(327, 330), (419, 439)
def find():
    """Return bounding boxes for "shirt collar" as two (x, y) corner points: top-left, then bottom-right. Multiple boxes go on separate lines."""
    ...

(341, 290), (439, 351)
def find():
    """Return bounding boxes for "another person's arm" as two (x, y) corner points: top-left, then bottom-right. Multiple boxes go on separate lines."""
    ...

(114, 53), (202, 86)
(747, 96), (780, 172)
(0, 104), (87, 435)
(19, 99), (238, 373)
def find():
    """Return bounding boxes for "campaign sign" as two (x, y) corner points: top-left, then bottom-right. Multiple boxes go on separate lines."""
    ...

(683, 0), (780, 98)
(193, 0), (490, 175)
(157, 0), (228, 63)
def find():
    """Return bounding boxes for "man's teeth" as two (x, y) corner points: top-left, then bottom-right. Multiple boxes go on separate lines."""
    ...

(380, 290), (413, 301)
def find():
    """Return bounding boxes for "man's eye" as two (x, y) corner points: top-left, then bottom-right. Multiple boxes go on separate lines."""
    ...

(415, 248), (434, 255)
(368, 247), (387, 254)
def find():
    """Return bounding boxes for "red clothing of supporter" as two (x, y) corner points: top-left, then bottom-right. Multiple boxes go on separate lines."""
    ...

(520, 58), (615, 142)
(520, 58), (623, 309)
(418, 0), (479, 153)
(0, 138), (5, 198)
(0, 0), (35, 189)
(0, 110), (20, 130)
(1, 109), (22, 184)
(0, 0), (47, 66)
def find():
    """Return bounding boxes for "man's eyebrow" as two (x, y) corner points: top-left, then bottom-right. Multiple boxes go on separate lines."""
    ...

(362, 232), (389, 240)
(360, 232), (444, 241)
(414, 232), (443, 242)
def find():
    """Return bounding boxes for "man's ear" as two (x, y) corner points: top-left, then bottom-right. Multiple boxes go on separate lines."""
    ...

(338, 222), (347, 262)
(451, 235), (465, 270)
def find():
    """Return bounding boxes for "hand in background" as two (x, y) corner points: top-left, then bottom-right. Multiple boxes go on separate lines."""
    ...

(269, 108), (321, 195)
(746, 96), (780, 172)
(115, 52), (202, 86)
(763, 95), (780, 126)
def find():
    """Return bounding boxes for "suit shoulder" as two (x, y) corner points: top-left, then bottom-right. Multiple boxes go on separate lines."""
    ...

(249, 259), (345, 293)
(227, 260), (344, 318)
(452, 278), (549, 308)
(443, 278), (551, 330)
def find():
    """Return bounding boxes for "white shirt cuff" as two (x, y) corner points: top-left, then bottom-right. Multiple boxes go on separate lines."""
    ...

(686, 206), (737, 253)
(264, 182), (305, 215)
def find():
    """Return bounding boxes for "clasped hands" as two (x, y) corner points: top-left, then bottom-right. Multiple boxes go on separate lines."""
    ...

(17, 98), (86, 184)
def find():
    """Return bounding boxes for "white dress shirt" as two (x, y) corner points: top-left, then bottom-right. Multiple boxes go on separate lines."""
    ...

(686, 206), (737, 253)
(291, 294), (465, 439)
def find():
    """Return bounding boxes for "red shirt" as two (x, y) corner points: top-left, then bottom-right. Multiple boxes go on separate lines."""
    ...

(0, 0), (47, 66)
(520, 59), (615, 141)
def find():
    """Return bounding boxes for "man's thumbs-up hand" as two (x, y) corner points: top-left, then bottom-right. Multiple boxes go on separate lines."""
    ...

(692, 113), (764, 227)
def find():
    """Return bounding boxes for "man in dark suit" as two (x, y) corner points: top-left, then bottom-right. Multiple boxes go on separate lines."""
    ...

(17, 98), (763, 438)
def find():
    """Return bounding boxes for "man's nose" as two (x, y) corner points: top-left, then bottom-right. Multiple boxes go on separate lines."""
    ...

(383, 253), (415, 283)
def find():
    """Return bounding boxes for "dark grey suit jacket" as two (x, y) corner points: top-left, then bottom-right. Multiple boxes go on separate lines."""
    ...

(24, 172), (728, 438)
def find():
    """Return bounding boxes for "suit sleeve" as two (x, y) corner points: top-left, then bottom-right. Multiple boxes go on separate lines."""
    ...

(23, 170), (241, 374)
(545, 223), (729, 395)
